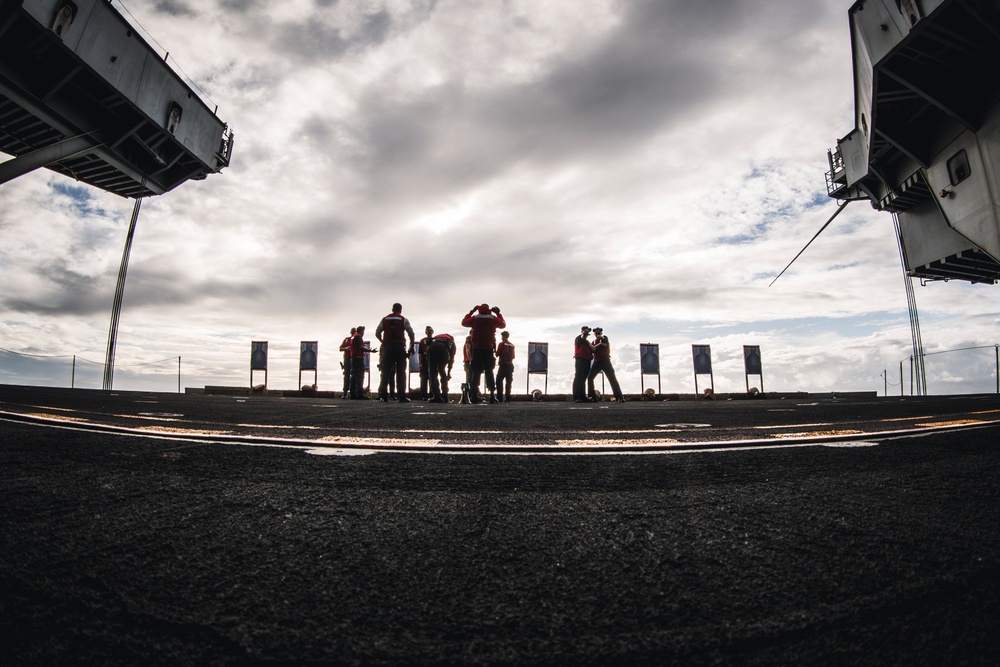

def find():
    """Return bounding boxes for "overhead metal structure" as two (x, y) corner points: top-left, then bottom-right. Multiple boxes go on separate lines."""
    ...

(0, 0), (235, 392)
(0, 0), (233, 198)
(824, 0), (1000, 285)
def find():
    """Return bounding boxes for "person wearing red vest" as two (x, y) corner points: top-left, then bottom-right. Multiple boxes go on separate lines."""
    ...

(375, 303), (415, 403)
(339, 327), (355, 399)
(427, 332), (457, 403)
(461, 304), (506, 404)
(495, 331), (515, 402)
(587, 326), (625, 402)
(417, 326), (435, 400)
(573, 326), (595, 402)
(349, 325), (372, 399)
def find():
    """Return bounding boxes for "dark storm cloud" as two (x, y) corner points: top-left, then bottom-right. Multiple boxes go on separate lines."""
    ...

(299, 115), (337, 148)
(619, 284), (713, 306)
(273, 10), (392, 59)
(349, 0), (836, 209)
(218, 0), (265, 11)
(505, 0), (747, 143)
(115, 266), (267, 311)
(152, 0), (196, 17)
(3, 262), (108, 316)
(274, 215), (350, 253)
(352, 0), (749, 203)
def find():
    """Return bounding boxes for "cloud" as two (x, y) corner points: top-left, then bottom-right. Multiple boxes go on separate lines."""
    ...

(151, 0), (196, 18)
(1, 0), (996, 396)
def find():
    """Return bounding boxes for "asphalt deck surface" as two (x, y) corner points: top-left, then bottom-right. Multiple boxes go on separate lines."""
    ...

(1, 385), (999, 665)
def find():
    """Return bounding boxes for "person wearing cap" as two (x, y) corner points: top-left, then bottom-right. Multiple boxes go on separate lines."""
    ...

(417, 326), (435, 400)
(461, 304), (506, 404)
(375, 303), (416, 403)
(587, 327), (626, 402)
(349, 325), (372, 399)
(495, 331), (515, 402)
(573, 326), (595, 402)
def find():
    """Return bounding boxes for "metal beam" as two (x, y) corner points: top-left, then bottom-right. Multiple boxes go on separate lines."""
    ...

(879, 66), (977, 131)
(0, 133), (100, 185)
(873, 126), (930, 169)
(0, 77), (167, 196)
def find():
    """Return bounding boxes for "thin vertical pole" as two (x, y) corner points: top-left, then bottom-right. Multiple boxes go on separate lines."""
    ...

(104, 188), (144, 391)
(178, 356), (181, 394)
(899, 361), (903, 396)
(71, 355), (76, 389)
(995, 344), (999, 394)
(892, 212), (926, 395)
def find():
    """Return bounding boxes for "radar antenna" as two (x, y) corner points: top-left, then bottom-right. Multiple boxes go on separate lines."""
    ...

(769, 201), (850, 287)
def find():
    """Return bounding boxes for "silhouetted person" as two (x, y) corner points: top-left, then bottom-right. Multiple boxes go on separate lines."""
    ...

(418, 326), (435, 400)
(573, 326), (595, 402)
(495, 331), (515, 402)
(376, 303), (415, 403)
(339, 327), (355, 399)
(461, 304), (505, 404)
(587, 327), (625, 402)
(349, 326), (371, 399)
(427, 332), (457, 403)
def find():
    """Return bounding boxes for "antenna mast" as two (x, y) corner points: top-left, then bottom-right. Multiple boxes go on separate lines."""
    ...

(892, 211), (926, 395)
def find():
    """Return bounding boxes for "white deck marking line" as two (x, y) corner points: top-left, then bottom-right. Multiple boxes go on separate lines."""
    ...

(236, 424), (322, 430)
(771, 429), (864, 439)
(915, 419), (986, 428)
(3, 409), (999, 455)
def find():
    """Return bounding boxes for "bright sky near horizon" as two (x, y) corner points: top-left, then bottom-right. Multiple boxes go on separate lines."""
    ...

(1, 0), (998, 396)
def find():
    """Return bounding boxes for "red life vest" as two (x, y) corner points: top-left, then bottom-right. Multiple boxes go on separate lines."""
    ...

(593, 336), (611, 361)
(418, 337), (434, 363)
(380, 314), (407, 344)
(463, 311), (505, 350)
(574, 335), (594, 361)
(350, 333), (367, 359)
(497, 340), (515, 365)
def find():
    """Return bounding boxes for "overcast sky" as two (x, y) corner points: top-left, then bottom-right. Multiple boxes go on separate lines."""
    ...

(1, 0), (998, 396)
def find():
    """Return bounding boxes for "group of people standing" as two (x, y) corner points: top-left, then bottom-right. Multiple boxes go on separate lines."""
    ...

(338, 303), (510, 404)
(337, 304), (624, 404)
(573, 326), (625, 403)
